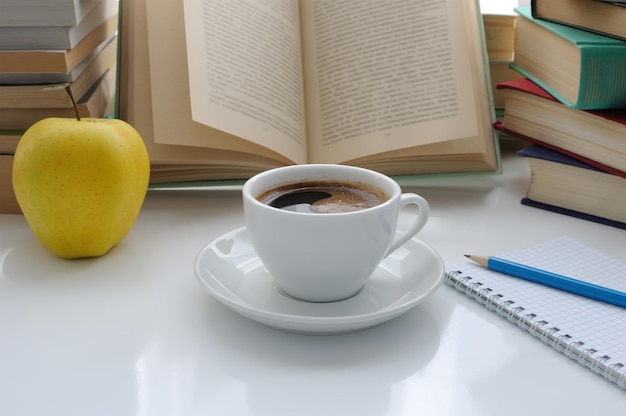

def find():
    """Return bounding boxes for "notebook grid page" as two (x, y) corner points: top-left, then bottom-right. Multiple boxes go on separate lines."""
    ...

(446, 237), (626, 388)
(495, 238), (626, 362)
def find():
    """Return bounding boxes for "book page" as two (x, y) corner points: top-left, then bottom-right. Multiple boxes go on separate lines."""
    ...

(127, 0), (296, 179)
(301, 0), (486, 163)
(182, 0), (307, 165)
(137, 0), (497, 180)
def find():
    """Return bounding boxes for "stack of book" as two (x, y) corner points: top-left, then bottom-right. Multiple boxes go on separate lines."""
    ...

(480, 0), (525, 115)
(495, 3), (626, 229)
(0, 0), (119, 214)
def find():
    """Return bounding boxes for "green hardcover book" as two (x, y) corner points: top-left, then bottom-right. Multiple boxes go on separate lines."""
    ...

(511, 6), (626, 109)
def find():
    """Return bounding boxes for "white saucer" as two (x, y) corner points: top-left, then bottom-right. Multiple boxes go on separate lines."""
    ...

(194, 227), (445, 335)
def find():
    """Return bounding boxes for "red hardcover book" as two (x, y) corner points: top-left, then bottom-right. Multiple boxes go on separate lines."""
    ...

(495, 78), (626, 179)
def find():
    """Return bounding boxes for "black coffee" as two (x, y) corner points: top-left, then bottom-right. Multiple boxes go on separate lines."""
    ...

(257, 181), (388, 213)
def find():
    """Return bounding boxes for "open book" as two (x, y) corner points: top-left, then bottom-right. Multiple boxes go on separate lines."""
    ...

(120, 0), (499, 184)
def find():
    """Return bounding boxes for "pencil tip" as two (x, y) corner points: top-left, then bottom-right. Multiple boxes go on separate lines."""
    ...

(464, 254), (470, 258)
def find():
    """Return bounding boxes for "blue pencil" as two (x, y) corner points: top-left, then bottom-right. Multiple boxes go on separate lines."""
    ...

(465, 254), (626, 308)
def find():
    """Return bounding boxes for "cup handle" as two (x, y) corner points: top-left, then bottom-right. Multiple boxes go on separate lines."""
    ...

(386, 193), (430, 256)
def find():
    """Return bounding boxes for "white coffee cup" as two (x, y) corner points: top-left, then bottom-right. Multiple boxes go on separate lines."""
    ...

(242, 164), (429, 302)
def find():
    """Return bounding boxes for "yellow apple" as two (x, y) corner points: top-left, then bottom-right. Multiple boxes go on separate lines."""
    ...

(12, 117), (150, 259)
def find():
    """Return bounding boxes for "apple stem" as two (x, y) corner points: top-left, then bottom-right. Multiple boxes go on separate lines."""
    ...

(65, 85), (81, 121)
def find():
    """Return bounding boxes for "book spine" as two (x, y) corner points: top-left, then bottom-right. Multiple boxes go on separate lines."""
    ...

(445, 270), (626, 390)
(579, 47), (626, 109)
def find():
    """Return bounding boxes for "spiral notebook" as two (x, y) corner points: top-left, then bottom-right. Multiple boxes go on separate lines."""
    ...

(445, 237), (626, 390)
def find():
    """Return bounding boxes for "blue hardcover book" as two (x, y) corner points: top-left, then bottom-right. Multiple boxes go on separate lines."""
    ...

(518, 145), (626, 229)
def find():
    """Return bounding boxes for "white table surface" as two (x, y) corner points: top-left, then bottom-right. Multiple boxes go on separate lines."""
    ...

(1, 146), (625, 415)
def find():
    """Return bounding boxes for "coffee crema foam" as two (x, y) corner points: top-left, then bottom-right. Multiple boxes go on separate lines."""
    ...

(256, 180), (389, 213)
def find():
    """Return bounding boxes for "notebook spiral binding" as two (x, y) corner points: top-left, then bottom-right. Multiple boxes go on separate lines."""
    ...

(446, 270), (626, 390)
